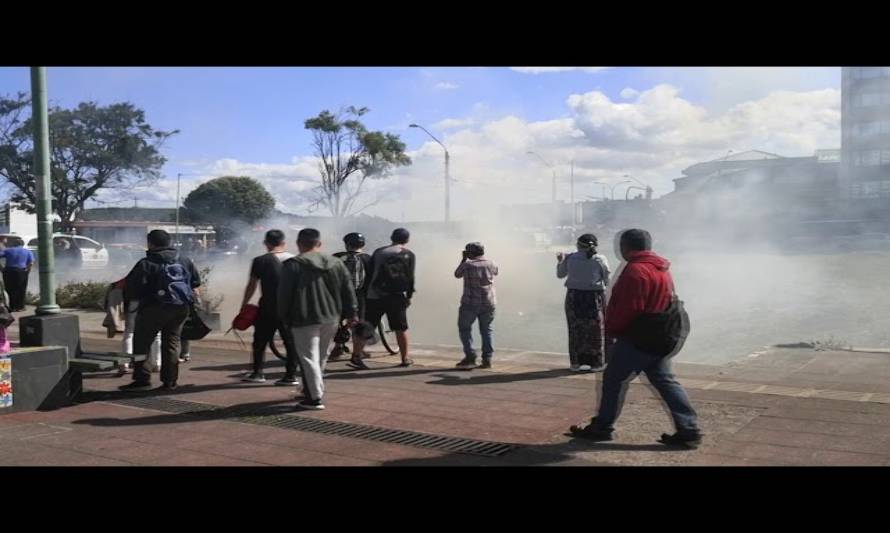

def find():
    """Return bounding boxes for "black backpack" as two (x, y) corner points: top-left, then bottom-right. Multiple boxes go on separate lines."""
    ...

(152, 254), (195, 306)
(374, 250), (412, 294)
(340, 252), (366, 291)
(626, 292), (690, 358)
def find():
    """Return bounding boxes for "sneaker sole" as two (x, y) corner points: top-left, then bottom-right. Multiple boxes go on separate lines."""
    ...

(296, 404), (325, 410)
(274, 381), (299, 386)
(241, 379), (267, 383)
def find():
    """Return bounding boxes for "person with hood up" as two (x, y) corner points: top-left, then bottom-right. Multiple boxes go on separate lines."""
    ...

(278, 228), (358, 411)
(119, 229), (202, 391)
(569, 229), (702, 449)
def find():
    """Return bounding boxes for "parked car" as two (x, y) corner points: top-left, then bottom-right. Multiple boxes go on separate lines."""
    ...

(23, 234), (110, 269)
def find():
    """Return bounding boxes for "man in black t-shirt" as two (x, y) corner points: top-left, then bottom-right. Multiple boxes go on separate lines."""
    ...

(239, 229), (299, 385)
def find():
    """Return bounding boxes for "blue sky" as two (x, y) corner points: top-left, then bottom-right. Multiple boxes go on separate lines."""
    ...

(0, 67), (842, 220)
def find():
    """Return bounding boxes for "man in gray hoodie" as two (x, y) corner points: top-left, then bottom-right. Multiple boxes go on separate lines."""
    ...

(278, 228), (358, 410)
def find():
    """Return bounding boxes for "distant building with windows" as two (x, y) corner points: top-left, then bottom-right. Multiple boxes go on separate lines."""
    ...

(841, 66), (890, 200)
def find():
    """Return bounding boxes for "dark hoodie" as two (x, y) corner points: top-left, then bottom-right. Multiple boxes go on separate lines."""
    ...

(605, 250), (673, 339)
(123, 247), (202, 308)
(277, 251), (358, 328)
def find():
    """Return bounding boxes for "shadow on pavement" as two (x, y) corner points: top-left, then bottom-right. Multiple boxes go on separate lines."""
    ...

(70, 398), (294, 428)
(382, 438), (689, 466)
(76, 380), (296, 405)
(423, 368), (576, 386)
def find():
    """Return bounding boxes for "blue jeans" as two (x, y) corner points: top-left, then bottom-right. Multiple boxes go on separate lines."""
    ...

(458, 304), (495, 360)
(594, 338), (699, 434)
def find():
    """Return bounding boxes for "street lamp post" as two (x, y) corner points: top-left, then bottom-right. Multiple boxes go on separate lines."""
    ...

(625, 185), (647, 201)
(29, 67), (59, 315)
(176, 173), (182, 245)
(409, 124), (450, 223)
(593, 180), (632, 200)
(622, 174), (653, 199)
(612, 180), (632, 200)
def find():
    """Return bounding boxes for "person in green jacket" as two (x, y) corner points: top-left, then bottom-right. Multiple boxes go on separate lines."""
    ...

(278, 228), (358, 410)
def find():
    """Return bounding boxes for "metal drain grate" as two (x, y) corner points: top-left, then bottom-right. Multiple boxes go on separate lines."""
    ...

(106, 396), (520, 458)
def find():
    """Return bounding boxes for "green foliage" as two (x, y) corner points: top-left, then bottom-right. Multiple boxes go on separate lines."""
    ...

(183, 176), (275, 228)
(0, 95), (177, 228)
(55, 281), (108, 310)
(304, 106), (411, 218)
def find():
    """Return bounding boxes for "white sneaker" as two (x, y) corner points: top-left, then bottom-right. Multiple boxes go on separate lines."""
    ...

(579, 364), (592, 371)
(570, 365), (583, 372)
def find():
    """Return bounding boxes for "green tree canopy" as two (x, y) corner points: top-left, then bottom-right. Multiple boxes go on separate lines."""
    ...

(0, 94), (177, 229)
(183, 176), (275, 227)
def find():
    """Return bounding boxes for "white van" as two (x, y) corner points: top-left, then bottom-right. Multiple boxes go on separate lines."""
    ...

(23, 234), (110, 269)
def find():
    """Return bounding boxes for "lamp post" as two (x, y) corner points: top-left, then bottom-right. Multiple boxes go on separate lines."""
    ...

(30, 67), (59, 315)
(625, 185), (647, 201)
(593, 180), (632, 200)
(409, 124), (450, 223)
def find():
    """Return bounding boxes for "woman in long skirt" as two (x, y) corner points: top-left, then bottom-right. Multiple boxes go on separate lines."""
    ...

(556, 234), (610, 372)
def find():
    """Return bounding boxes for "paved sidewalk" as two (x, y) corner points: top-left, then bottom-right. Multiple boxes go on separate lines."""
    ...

(4, 309), (890, 466)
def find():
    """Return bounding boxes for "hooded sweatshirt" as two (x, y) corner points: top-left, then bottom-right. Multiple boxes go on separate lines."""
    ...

(604, 250), (673, 339)
(123, 247), (201, 308)
(277, 251), (358, 328)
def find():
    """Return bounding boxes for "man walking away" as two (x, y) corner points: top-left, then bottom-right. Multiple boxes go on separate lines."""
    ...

(354, 228), (416, 368)
(569, 229), (702, 449)
(0, 240), (34, 311)
(454, 242), (498, 370)
(240, 229), (299, 385)
(278, 229), (358, 411)
(332, 232), (373, 369)
(120, 229), (201, 391)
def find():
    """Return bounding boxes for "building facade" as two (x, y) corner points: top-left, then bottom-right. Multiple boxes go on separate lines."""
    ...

(841, 66), (890, 199)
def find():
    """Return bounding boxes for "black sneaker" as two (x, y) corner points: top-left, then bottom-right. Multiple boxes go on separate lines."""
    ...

(274, 376), (300, 386)
(347, 358), (370, 370)
(160, 382), (178, 391)
(119, 381), (152, 391)
(569, 418), (614, 441)
(241, 373), (266, 383)
(329, 345), (346, 360)
(295, 399), (325, 411)
(659, 432), (703, 450)
(455, 357), (477, 370)
(477, 359), (492, 369)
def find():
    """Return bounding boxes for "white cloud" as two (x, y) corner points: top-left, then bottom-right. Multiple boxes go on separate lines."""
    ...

(434, 81), (459, 90)
(433, 117), (476, 130)
(101, 79), (841, 223)
(365, 84), (840, 221)
(510, 67), (610, 74)
(620, 87), (639, 99)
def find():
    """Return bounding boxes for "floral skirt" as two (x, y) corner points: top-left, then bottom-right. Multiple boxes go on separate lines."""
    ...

(564, 289), (605, 367)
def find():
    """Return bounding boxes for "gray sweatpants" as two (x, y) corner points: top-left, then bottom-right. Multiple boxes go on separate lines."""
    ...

(291, 323), (338, 402)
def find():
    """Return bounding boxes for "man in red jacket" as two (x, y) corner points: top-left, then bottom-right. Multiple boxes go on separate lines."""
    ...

(570, 229), (702, 449)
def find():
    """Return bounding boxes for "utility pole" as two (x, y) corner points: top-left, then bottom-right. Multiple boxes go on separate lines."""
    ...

(570, 160), (575, 225)
(410, 124), (450, 223)
(30, 67), (59, 315)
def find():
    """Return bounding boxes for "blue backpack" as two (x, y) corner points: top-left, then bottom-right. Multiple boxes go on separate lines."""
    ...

(153, 254), (195, 306)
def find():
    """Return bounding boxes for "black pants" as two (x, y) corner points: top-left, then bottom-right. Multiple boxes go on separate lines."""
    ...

(132, 304), (190, 385)
(252, 312), (299, 378)
(3, 268), (29, 311)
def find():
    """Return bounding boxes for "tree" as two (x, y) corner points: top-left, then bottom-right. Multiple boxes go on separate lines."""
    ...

(0, 96), (178, 229)
(183, 176), (275, 229)
(304, 106), (411, 218)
